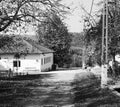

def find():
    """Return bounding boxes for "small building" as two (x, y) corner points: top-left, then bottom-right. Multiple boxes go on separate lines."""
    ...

(0, 36), (54, 75)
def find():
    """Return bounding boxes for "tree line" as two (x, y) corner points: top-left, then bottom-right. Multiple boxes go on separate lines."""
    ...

(84, 0), (120, 75)
(0, 0), (83, 68)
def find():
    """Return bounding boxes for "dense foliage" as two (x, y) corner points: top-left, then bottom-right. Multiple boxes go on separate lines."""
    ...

(85, 0), (120, 66)
(85, 17), (102, 65)
(70, 32), (84, 67)
(0, 0), (68, 32)
(37, 14), (72, 67)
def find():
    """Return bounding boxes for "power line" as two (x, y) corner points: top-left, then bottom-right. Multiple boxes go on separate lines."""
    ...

(88, 0), (95, 26)
(89, 0), (94, 18)
(82, 0), (95, 69)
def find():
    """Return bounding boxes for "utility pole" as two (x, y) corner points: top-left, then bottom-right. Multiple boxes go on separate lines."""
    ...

(101, 0), (105, 65)
(82, 46), (85, 69)
(101, 0), (108, 65)
(82, 19), (86, 69)
(105, 0), (108, 64)
(101, 0), (109, 88)
(114, 0), (117, 49)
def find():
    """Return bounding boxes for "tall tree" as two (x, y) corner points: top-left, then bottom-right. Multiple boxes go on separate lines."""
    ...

(37, 14), (72, 67)
(0, 0), (68, 32)
(85, 0), (120, 67)
(85, 16), (102, 65)
(107, 0), (120, 60)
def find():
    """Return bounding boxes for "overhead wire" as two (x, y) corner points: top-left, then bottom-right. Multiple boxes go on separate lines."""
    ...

(89, 0), (95, 26)
(89, 0), (94, 18)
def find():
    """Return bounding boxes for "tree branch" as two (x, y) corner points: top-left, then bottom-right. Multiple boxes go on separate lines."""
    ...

(81, 6), (97, 26)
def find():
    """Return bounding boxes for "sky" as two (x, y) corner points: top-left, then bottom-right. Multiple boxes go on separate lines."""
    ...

(63, 0), (102, 33)
(3, 0), (102, 35)
(22, 0), (102, 35)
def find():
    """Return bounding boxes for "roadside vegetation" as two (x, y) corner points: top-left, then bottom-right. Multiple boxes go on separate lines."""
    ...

(83, 0), (120, 77)
(37, 14), (72, 68)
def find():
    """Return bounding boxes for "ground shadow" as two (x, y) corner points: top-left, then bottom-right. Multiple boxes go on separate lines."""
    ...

(0, 74), (54, 107)
(71, 73), (120, 107)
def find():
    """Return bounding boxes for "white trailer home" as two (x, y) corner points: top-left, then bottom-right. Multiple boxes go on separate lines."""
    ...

(0, 36), (54, 75)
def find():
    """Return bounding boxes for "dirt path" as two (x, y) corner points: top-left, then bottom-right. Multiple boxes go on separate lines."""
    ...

(0, 69), (120, 107)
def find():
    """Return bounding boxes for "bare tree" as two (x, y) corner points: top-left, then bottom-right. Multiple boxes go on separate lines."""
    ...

(0, 0), (69, 32)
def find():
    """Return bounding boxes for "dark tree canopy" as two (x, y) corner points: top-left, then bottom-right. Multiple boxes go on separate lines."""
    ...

(85, 0), (120, 65)
(0, 0), (68, 32)
(37, 14), (72, 67)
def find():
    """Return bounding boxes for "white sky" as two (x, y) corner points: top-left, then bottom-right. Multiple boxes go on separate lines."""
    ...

(63, 0), (102, 33)
(24, 0), (102, 35)
(3, 0), (102, 35)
